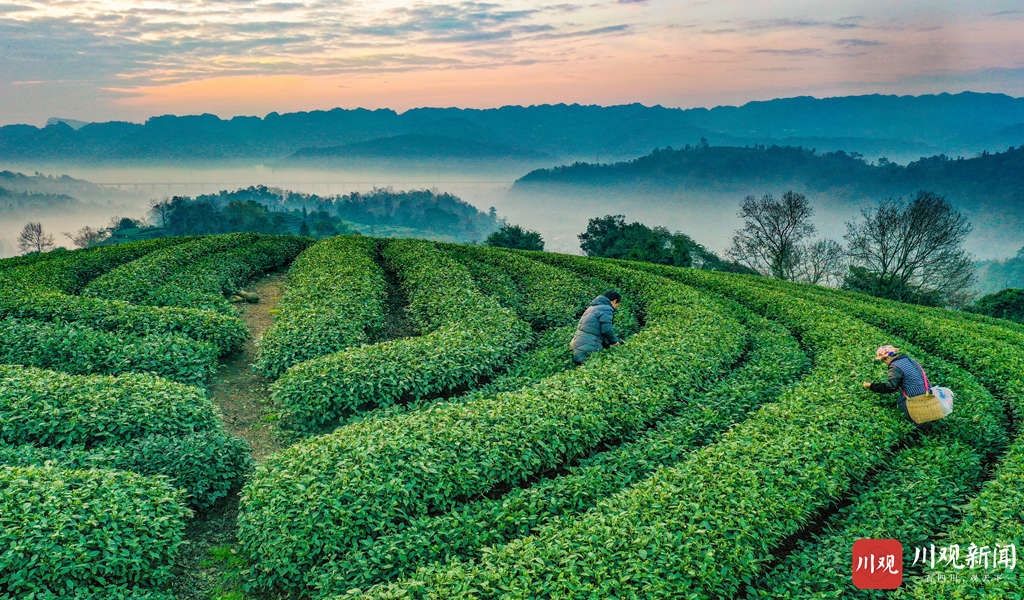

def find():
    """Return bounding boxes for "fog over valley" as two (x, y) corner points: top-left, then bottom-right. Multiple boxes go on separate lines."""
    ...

(1, 158), (1019, 264)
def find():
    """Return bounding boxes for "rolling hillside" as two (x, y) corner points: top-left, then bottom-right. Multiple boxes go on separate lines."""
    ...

(0, 235), (1021, 598)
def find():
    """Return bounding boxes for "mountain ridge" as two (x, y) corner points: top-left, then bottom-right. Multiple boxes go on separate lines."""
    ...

(3, 92), (1021, 163)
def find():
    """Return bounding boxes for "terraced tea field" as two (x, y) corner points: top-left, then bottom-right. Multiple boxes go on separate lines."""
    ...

(1, 234), (1020, 598)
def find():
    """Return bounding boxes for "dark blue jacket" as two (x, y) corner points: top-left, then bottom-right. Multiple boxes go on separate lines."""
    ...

(570, 295), (621, 360)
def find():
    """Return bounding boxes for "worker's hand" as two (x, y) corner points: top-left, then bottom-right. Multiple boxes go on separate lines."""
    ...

(862, 381), (872, 389)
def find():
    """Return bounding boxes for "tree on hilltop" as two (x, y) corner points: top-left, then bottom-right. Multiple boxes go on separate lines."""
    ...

(843, 191), (973, 305)
(17, 222), (54, 254)
(486, 224), (544, 251)
(64, 226), (110, 249)
(728, 191), (815, 280)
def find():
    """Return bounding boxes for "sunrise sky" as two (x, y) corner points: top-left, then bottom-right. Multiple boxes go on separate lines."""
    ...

(2, 0), (1023, 125)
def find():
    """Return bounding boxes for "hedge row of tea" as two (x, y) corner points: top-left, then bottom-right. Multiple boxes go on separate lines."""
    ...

(0, 234), (304, 597)
(441, 244), (595, 330)
(269, 239), (532, 432)
(254, 236), (387, 378)
(634, 263), (1016, 596)
(0, 237), (187, 293)
(0, 465), (190, 598)
(439, 243), (641, 400)
(744, 275), (1024, 598)
(326, 260), (1011, 598)
(0, 394), (249, 592)
(83, 233), (309, 313)
(5, 236), (1023, 598)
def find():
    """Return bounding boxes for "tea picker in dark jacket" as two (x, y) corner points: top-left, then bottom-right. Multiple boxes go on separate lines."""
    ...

(570, 290), (622, 365)
(862, 344), (931, 423)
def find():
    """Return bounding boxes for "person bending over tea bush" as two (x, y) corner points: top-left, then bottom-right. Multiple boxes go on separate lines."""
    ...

(570, 290), (622, 365)
(863, 344), (951, 426)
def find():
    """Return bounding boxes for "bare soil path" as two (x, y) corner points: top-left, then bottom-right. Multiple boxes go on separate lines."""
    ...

(172, 271), (287, 599)
(208, 272), (287, 460)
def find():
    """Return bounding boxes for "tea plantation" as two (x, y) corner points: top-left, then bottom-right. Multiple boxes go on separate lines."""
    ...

(1, 234), (1021, 598)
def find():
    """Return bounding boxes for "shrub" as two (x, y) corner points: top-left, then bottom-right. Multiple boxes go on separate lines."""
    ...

(0, 465), (189, 597)
(0, 365), (219, 448)
(0, 318), (218, 386)
(254, 236), (387, 378)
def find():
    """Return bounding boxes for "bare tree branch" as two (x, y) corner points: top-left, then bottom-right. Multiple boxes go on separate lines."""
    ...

(797, 239), (847, 286)
(844, 191), (974, 304)
(17, 222), (54, 254)
(728, 191), (815, 280)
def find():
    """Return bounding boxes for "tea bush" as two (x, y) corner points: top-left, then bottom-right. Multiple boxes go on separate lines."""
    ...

(0, 318), (218, 386)
(0, 465), (188, 597)
(0, 365), (219, 448)
(254, 236), (387, 378)
(311, 311), (806, 594)
(269, 239), (531, 432)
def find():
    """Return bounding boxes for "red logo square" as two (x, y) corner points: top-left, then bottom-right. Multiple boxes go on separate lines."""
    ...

(852, 538), (903, 589)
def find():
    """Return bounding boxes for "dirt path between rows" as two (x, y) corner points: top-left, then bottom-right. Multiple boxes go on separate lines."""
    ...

(172, 272), (286, 599)
(208, 271), (286, 461)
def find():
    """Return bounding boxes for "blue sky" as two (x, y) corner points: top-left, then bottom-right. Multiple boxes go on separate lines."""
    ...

(1, 0), (1023, 124)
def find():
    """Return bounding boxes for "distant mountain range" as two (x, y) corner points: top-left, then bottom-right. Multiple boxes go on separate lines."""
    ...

(515, 144), (1024, 207)
(3, 92), (1023, 163)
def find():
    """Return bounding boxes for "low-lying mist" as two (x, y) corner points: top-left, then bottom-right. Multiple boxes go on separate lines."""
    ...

(0, 161), (1020, 262)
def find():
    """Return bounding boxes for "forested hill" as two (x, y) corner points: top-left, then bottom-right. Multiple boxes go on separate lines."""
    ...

(0, 187), (77, 212)
(0, 170), (125, 203)
(186, 186), (500, 241)
(3, 92), (1023, 162)
(514, 144), (1024, 209)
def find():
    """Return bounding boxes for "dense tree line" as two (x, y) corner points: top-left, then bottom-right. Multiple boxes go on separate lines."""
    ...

(577, 214), (753, 273)
(578, 189), (978, 307)
(150, 196), (353, 238)
(178, 186), (499, 241)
